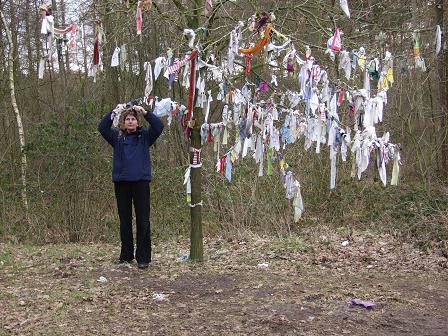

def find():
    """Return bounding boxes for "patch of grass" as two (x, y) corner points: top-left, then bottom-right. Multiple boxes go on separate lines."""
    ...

(270, 236), (311, 254)
(68, 289), (92, 303)
(93, 245), (110, 257)
(42, 245), (66, 259)
(0, 249), (12, 265)
(66, 246), (85, 259)
(303, 182), (448, 248)
(0, 247), (26, 272)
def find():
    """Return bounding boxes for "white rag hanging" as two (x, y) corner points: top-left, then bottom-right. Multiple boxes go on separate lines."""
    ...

(144, 61), (153, 97)
(391, 150), (401, 186)
(340, 0), (350, 18)
(435, 25), (442, 56)
(184, 167), (191, 198)
(153, 56), (166, 81)
(111, 47), (120, 67)
(339, 50), (352, 79)
(204, 90), (213, 123)
(293, 180), (304, 222)
(242, 137), (251, 158)
(363, 66), (371, 98)
(378, 151), (387, 186)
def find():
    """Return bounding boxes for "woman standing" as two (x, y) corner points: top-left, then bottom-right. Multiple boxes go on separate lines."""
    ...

(98, 104), (164, 269)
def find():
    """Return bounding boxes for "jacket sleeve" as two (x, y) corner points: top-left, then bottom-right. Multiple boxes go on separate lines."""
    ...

(98, 110), (117, 146)
(143, 112), (164, 146)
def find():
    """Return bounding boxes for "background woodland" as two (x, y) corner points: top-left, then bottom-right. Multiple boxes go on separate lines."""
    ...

(0, 0), (447, 248)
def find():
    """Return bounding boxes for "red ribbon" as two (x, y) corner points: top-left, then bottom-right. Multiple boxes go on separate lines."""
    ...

(93, 38), (100, 65)
(245, 55), (251, 75)
(220, 157), (226, 176)
(187, 50), (198, 124)
(207, 125), (213, 142)
(337, 88), (345, 106)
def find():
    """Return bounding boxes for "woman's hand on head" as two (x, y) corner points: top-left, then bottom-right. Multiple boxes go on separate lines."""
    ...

(133, 105), (147, 115)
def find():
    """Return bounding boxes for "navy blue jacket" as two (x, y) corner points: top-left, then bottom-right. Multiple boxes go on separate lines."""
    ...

(98, 110), (164, 182)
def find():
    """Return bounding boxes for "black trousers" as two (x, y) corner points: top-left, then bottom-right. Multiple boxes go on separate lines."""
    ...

(114, 181), (151, 263)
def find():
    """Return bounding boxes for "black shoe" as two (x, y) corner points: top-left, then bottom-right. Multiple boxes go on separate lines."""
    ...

(137, 262), (149, 269)
(113, 258), (133, 265)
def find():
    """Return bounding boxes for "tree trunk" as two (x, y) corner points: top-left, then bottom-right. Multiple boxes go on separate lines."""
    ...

(437, 0), (448, 176)
(60, 0), (71, 71)
(81, 23), (88, 80)
(189, 106), (203, 261)
(23, 0), (42, 121)
(188, 0), (203, 261)
(58, 0), (67, 80)
(102, 1), (120, 104)
(24, 0), (34, 75)
(0, 8), (31, 225)
(8, 1), (19, 75)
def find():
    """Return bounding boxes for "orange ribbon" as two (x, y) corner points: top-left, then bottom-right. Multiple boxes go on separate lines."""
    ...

(238, 23), (273, 55)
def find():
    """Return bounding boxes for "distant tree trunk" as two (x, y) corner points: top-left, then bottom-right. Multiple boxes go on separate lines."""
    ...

(8, 1), (19, 75)
(98, 0), (120, 104)
(60, 0), (70, 71)
(57, 0), (69, 119)
(51, 0), (67, 82)
(24, 0), (34, 75)
(436, 0), (448, 176)
(24, 0), (42, 121)
(81, 23), (88, 80)
(0, 8), (31, 225)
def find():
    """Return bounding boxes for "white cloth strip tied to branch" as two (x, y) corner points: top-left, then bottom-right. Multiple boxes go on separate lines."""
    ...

(204, 90), (213, 123)
(153, 98), (173, 118)
(340, 0), (350, 18)
(184, 166), (191, 200)
(204, 0), (213, 16)
(144, 61), (153, 97)
(227, 22), (244, 74)
(435, 25), (442, 55)
(390, 145), (401, 186)
(266, 38), (291, 52)
(111, 47), (120, 67)
(293, 180), (304, 222)
(154, 56), (166, 80)
(183, 29), (196, 49)
(189, 201), (203, 208)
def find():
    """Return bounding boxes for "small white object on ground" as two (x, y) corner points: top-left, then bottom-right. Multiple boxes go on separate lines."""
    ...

(97, 276), (107, 283)
(153, 293), (169, 301)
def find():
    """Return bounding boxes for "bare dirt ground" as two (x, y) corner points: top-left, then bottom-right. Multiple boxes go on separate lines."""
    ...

(1, 228), (447, 335)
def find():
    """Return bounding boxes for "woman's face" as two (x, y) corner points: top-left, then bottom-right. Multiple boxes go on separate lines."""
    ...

(124, 115), (138, 132)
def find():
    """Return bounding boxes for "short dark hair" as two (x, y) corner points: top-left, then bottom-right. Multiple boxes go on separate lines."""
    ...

(122, 109), (138, 120)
